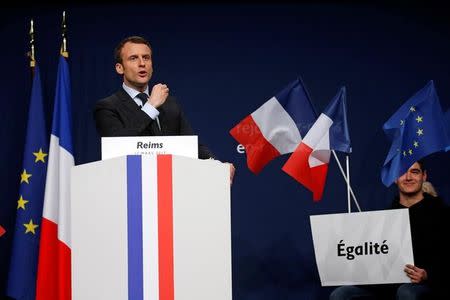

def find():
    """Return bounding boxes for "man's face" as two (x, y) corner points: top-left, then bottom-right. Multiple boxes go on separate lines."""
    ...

(115, 42), (153, 90)
(395, 162), (427, 196)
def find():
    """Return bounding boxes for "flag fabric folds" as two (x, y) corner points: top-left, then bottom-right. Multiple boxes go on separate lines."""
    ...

(229, 79), (316, 174)
(36, 55), (74, 300)
(6, 65), (48, 300)
(282, 87), (351, 201)
(445, 109), (450, 151)
(381, 81), (450, 186)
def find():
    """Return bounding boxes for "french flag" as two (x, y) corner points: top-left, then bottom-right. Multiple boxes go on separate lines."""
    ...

(230, 79), (316, 173)
(445, 109), (450, 151)
(36, 55), (73, 300)
(282, 87), (351, 201)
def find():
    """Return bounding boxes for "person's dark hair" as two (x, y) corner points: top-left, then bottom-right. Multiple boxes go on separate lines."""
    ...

(114, 36), (152, 64)
(417, 159), (426, 172)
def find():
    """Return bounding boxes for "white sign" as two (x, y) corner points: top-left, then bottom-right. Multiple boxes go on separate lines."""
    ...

(310, 209), (414, 286)
(101, 136), (198, 160)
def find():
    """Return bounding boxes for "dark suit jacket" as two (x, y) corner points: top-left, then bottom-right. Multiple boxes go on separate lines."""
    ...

(94, 88), (214, 159)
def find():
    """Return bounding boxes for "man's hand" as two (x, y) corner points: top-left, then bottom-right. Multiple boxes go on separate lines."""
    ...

(148, 83), (169, 108)
(404, 264), (428, 283)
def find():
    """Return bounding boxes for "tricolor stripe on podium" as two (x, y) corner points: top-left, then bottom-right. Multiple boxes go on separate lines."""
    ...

(71, 154), (231, 300)
(127, 155), (174, 300)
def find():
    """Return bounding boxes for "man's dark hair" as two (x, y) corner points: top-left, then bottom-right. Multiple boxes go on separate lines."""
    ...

(114, 36), (152, 64)
(417, 159), (426, 172)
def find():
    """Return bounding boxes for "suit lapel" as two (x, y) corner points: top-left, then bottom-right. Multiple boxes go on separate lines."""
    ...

(117, 88), (141, 112)
(116, 88), (165, 135)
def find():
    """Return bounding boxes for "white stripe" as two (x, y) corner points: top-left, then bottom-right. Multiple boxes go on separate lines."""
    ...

(251, 97), (302, 154)
(303, 114), (332, 168)
(141, 156), (159, 300)
(42, 134), (74, 247)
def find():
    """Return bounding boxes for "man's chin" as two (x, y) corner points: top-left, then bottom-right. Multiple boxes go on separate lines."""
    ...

(400, 189), (422, 197)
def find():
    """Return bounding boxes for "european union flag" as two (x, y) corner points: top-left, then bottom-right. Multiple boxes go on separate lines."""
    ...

(445, 109), (450, 151)
(381, 80), (449, 186)
(6, 64), (48, 300)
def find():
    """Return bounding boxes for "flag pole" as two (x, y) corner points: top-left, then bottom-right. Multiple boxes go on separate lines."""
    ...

(346, 155), (351, 213)
(60, 11), (68, 58)
(28, 19), (35, 69)
(331, 150), (361, 212)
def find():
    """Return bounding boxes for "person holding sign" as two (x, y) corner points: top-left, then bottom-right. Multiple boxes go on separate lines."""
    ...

(330, 160), (449, 299)
(93, 35), (235, 181)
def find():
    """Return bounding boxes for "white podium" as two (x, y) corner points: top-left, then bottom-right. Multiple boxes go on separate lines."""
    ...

(70, 155), (231, 300)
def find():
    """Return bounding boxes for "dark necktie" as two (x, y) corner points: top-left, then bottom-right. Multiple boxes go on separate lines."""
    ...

(136, 92), (148, 108)
(136, 92), (161, 131)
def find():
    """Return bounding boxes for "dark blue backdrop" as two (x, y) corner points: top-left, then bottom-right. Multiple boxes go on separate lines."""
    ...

(1, 3), (449, 300)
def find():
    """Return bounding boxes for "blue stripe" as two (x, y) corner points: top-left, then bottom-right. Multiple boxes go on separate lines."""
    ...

(324, 87), (352, 153)
(127, 156), (143, 300)
(52, 55), (73, 155)
(274, 78), (317, 137)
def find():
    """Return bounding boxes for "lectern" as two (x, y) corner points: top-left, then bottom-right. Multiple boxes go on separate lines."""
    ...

(70, 155), (231, 300)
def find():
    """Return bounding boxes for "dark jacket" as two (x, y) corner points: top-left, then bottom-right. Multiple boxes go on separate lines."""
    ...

(94, 88), (215, 159)
(391, 193), (449, 290)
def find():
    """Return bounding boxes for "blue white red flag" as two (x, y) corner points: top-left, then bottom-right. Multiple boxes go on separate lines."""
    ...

(36, 55), (74, 300)
(230, 79), (316, 173)
(282, 87), (351, 201)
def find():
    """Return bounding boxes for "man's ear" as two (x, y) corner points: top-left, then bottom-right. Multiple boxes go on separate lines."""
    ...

(115, 63), (124, 75)
(423, 170), (427, 182)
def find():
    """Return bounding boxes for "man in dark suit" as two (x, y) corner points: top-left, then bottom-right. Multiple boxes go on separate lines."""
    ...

(94, 36), (235, 179)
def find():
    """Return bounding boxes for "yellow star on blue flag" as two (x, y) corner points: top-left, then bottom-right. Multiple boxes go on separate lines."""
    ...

(23, 219), (39, 234)
(20, 169), (32, 184)
(33, 148), (48, 163)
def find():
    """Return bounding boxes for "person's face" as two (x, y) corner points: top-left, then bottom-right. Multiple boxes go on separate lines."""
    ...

(395, 162), (427, 196)
(115, 42), (153, 90)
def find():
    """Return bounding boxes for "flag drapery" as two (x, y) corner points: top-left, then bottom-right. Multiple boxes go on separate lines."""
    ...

(282, 87), (351, 201)
(445, 109), (450, 152)
(229, 79), (316, 173)
(381, 81), (449, 186)
(6, 65), (48, 300)
(36, 55), (74, 300)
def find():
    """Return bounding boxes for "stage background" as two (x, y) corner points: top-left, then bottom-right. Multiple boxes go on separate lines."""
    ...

(1, 3), (449, 299)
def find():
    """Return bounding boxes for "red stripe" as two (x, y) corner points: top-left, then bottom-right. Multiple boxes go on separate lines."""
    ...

(0, 225), (5, 237)
(36, 218), (72, 300)
(309, 164), (328, 201)
(282, 143), (328, 201)
(230, 115), (280, 174)
(157, 155), (174, 300)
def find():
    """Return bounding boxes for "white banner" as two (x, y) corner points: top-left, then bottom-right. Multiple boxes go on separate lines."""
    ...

(101, 136), (198, 160)
(310, 209), (414, 286)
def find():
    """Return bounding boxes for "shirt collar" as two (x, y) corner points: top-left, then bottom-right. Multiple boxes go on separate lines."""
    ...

(122, 83), (149, 99)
